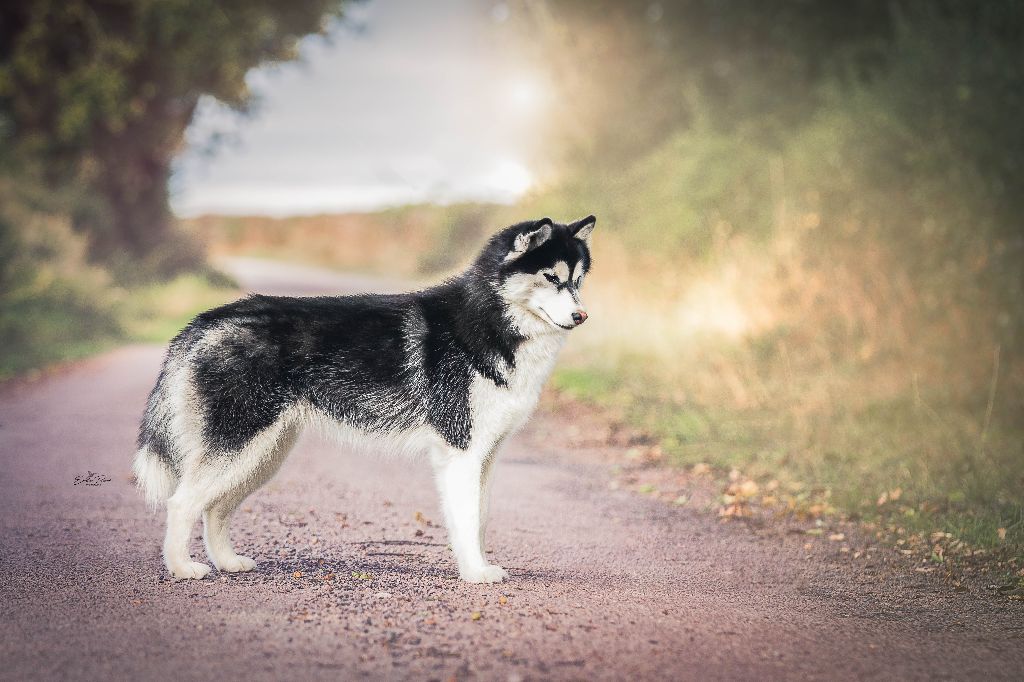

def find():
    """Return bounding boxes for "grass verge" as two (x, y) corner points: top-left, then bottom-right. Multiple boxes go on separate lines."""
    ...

(551, 362), (1024, 586)
(1, 272), (237, 382)
(119, 273), (238, 343)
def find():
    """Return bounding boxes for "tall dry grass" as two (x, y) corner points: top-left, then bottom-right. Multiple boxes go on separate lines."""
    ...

(183, 203), (497, 279)
(552, 207), (1021, 550)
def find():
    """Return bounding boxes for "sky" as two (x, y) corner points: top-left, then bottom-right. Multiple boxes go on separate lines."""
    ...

(169, 0), (549, 217)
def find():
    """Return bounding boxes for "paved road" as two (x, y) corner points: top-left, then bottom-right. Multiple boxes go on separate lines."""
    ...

(1, 258), (1021, 680)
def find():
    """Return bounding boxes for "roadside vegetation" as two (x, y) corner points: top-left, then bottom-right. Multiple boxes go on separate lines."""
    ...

(0, 195), (235, 380)
(184, 203), (499, 280)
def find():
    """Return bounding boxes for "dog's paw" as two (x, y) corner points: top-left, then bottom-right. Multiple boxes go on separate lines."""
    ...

(460, 564), (509, 584)
(215, 554), (257, 573)
(169, 561), (211, 580)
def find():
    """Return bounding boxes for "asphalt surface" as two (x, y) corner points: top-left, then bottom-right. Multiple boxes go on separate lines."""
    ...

(1, 257), (1022, 681)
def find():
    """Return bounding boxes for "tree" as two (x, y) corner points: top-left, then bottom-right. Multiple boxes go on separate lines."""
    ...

(0, 0), (346, 277)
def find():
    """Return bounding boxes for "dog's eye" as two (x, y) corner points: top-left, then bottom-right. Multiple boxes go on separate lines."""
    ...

(544, 273), (560, 285)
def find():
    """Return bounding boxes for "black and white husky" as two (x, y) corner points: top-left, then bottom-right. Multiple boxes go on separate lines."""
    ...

(133, 215), (595, 583)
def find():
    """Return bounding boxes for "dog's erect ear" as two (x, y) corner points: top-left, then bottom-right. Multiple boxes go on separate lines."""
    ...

(570, 215), (596, 246)
(504, 218), (553, 262)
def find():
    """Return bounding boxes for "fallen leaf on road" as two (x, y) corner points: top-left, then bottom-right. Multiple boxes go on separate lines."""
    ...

(470, 611), (482, 621)
(997, 527), (1007, 541)
(645, 445), (663, 462)
(828, 533), (845, 542)
(292, 571), (303, 578)
(499, 596), (508, 605)
(718, 503), (747, 518)
(807, 503), (829, 518)
(415, 511), (432, 526)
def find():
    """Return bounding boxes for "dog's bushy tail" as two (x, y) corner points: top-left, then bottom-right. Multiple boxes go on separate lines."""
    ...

(132, 446), (178, 508)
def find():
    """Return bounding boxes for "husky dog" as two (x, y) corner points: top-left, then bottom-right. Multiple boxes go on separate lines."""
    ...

(133, 215), (595, 583)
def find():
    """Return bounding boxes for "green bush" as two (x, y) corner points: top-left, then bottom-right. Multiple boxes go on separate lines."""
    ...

(0, 195), (121, 378)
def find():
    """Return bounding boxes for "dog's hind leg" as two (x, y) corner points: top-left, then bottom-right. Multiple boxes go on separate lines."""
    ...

(202, 496), (255, 573)
(163, 413), (300, 580)
(163, 482), (213, 580)
(203, 422), (300, 572)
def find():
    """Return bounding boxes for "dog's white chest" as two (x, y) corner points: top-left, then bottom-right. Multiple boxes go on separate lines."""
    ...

(467, 334), (565, 452)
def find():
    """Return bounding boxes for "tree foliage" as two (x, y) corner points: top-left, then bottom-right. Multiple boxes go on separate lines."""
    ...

(528, 0), (1024, 358)
(0, 0), (346, 277)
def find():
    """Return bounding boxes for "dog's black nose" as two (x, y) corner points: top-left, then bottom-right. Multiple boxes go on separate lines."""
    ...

(572, 310), (588, 326)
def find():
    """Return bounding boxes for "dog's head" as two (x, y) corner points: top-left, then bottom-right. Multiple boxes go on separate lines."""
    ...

(478, 216), (596, 334)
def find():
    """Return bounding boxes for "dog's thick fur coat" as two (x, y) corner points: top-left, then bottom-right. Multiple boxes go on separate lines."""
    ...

(134, 216), (595, 582)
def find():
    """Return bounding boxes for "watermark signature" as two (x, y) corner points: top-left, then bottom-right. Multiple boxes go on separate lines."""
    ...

(73, 471), (112, 486)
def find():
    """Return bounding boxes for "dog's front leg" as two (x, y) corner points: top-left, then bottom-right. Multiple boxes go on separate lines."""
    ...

(479, 444), (501, 553)
(431, 447), (508, 583)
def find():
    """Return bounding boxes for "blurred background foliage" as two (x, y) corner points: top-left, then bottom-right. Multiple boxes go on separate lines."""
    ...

(1, 0), (1022, 553)
(1, 0), (345, 275)
(1, 0), (347, 374)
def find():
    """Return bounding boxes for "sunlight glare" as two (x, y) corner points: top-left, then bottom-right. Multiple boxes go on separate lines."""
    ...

(505, 75), (547, 115)
(485, 159), (533, 199)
